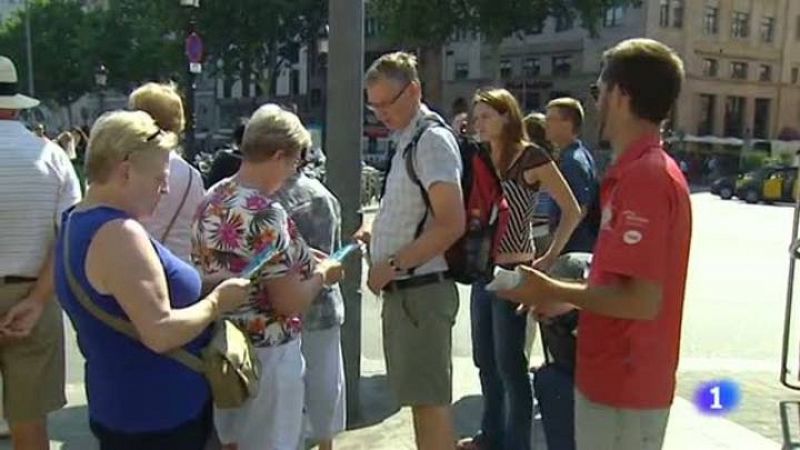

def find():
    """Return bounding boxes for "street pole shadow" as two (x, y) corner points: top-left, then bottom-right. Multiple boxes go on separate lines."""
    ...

(453, 395), (483, 439)
(47, 405), (98, 450)
(346, 375), (401, 430)
(780, 401), (800, 449)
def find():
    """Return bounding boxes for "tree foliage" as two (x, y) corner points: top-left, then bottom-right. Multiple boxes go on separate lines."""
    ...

(0, 0), (95, 107)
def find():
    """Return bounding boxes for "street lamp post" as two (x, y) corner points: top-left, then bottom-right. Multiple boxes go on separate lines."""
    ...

(316, 25), (329, 144)
(180, 0), (202, 163)
(24, 0), (34, 96)
(94, 64), (108, 118)
(326, 0), (364, 424)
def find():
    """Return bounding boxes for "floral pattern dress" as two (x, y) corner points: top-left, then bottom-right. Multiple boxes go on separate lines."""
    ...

(192, 178), (314, 347)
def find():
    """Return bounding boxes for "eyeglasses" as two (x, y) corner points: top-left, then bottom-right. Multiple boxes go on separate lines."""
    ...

(589, 84), (600, 102)
(366, 82), (410, 113)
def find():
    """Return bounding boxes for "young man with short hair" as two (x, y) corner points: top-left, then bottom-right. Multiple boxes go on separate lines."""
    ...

(545, 97), (599, 254)
(500, 38), (691, 450)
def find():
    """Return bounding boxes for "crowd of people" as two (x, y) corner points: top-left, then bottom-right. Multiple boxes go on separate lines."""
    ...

(0, 34), (691, 450)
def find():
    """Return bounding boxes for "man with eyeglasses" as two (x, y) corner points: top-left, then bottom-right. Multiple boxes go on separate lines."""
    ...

(355, 51), (464, 450)
(498, 38), (692, 450)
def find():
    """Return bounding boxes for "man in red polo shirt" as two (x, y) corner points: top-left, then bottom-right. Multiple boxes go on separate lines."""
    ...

(499, 38), (690, 450)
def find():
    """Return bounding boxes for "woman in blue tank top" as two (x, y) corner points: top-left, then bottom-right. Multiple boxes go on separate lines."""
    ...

(54, 111), (250, 450)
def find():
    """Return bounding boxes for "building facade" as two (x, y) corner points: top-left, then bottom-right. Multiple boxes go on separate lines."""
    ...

(441, 0), (800, 147)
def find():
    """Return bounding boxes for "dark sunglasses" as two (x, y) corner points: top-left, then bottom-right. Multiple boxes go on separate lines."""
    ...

(146, 128), (163, 142)
(589, 84), (600, 102)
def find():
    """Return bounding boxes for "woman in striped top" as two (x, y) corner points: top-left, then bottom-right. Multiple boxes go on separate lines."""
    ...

(459, 88), (581, 450)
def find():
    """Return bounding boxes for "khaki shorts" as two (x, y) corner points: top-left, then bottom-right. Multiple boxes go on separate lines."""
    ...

(381, 279), (459, 407)
(575, 389), (670, 450)
(0, 282), (66, 423)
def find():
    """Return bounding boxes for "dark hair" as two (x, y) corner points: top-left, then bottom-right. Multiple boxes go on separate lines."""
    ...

(523, 112), (553, 155)
(601, 38), (684, 124)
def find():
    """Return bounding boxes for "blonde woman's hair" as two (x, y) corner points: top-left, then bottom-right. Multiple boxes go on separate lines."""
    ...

(241, 104), (311, 163)
(365, 51), (420, 87)
(85, 110), (178, 184)
(128, 82), (186, 133)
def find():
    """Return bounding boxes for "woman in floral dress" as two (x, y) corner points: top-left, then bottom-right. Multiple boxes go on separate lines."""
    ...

(192, 104), (344, 450)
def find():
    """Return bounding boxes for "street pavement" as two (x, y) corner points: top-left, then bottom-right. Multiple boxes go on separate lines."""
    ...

(2, 192), (798, 449)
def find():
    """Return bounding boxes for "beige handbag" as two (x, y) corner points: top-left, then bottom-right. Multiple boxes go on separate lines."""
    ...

(62, 215), (261, 409)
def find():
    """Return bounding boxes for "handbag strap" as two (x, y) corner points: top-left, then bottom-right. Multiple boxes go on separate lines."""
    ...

(160, 169), (195, 243)
(62, 214), (205, 374)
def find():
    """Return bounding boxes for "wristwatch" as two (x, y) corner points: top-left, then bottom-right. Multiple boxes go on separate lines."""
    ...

(388, 255), (401, 272)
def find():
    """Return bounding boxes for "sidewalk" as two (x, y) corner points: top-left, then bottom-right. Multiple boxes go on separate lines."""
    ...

(334, 357), (782, 450)
(0, 356), (782, 450)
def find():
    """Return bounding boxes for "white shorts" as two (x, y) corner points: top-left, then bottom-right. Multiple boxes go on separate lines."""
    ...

(575, 388), (670, 450)
(214, 339), (305, 450)
(302, 326), (346, 441)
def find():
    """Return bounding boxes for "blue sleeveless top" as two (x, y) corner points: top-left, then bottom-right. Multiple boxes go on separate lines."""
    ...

(54, 206), (211, 433)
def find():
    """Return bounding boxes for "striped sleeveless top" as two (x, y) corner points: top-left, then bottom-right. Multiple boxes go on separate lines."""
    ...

(497, 144), (552, 254)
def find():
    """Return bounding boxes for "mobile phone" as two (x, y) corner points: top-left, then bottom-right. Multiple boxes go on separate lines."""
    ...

(241, 245), (278, 279)
(330, 242), (361, 262)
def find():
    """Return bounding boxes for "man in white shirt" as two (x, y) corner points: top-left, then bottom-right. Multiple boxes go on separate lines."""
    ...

(129, 83), (205, 263)
(0, 55), (82, 449)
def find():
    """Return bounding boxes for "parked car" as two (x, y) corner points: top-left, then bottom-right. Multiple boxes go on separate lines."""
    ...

(734, 166), (799, 204)
(711, 175), (737, 200)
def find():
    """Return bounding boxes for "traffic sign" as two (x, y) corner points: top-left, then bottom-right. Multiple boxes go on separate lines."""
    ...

(185, 32), (204, 64)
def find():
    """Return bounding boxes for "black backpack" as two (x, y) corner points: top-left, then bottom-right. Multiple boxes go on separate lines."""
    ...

(380, 117), (510, 284)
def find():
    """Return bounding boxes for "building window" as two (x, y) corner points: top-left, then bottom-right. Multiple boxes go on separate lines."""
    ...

(499, 60), (512, 79)
(797, 15), (800, 41)
(792, 67), (799, 84)
(524, 92), (541, 111)
(732, 11), (750, 39)
(759, 64), (772, 82)
(454, 62), (469, 80)
(672, 0), (684, 28)
(604, 6), (624, 27)
(290, 69), (300, 95)
(724, 96), (746, 137)
(555, 13), (573, 32)
(703, 58), (718, 77)
(761, 17), (775, 43)
(753, 98), (771, 139)
(365, 17), (376, 37)
(552, 55), (572, 76)
(523, 58), (540, 78)
(704, 5), (719, 34)
(526, 22), (543, 35)
(730, 62), (748, 80)
(698, 94), (716, 135)
(659, 0), (670, 27)
(310, 89), (321, 107)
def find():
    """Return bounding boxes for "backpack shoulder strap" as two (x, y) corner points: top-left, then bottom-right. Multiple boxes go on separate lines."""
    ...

(160, 169), (195, 243)
(404, 118), (447, 236)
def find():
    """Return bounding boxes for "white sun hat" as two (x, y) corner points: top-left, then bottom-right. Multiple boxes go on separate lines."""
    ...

(0, 56), (39, 110)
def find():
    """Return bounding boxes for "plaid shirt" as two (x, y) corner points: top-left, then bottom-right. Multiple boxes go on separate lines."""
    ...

(275, 173), (345, 330)
(370, 105), (462, 277)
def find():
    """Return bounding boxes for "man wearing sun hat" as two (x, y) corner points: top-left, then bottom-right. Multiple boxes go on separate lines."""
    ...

(0, 55), (81, 448)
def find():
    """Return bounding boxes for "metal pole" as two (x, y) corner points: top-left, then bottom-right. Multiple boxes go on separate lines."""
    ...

(24, 0), (34, 96)
(185, 12), (197, 163)
(326, 0), (363, 425)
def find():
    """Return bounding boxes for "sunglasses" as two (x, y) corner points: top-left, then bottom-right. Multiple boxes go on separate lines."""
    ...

(589, 83), (600, 102)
